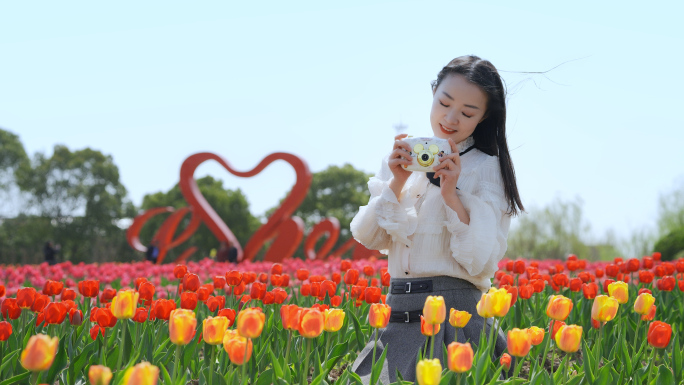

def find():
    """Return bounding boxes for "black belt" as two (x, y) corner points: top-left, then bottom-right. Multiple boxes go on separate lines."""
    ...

(390, 279), (433, 294)
(389, 309), (422, 323)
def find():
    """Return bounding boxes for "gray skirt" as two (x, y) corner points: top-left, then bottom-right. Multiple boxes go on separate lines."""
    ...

(351, 276), (509, 384)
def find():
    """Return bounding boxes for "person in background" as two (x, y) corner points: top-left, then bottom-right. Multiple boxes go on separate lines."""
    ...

(145, 240), (159, 263)
(43, 241), (59, 265)
(216, 240), (239, 263)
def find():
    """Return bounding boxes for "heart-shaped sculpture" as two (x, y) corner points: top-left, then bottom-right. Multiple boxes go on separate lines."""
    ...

(179, 152), (312, 262)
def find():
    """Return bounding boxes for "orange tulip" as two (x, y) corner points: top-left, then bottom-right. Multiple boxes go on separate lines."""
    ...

(180, 292), (198, 310)
(225, 270), (243, 286)
(633, 293), (655, 315)
(554, 324), (583, 353)
(203, 316), (230, 345)
(0, 321), (12, 341)
(88, 364), (113, 385)
(323, 309), (345, 332)
(476, 288), (511, 318)
(344, 269), (360, 285)
(20, 334), (59, 372)
(423, 296), (446, 325)
(546, 295), (573, 321)
(647, 321), (672, 349)
(368, 303), (391, 329)
(420, 316), (441, 337)
(121, 361), (159, 385)
(237, 307), (266, 339)
(223, 329), (253, 365)
(447, 342), (473, 373)
(527, 326), (545, 346)
(448, 309), (471, 328)
(591, 295), (619, 323)
(642, 304), (656, 321)
(500, 353), (512, 370)
(111, 290), (139, 319)
(169, 309), (197, 345)
(607, 281), (629, 304)
(138, 281), (155, 303)
(298, 308), (325, 338)
(153, 299), (176, 321)
(280, 304), (301, 331)
(507, 328), (532, 357)
(16, 287), (37, 309)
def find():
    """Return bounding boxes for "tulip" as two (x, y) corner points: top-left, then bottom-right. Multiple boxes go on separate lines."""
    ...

(423, 296), (446, 324)
(183, 273), (200, 292)
(298, 308), (325, 338)
(21, 334), (59, 372)
(133, 307), (149, 323)
(582, 282), (598, 299)
(344, 269), (360, 285)
(416, 359), (442, 385)
(44, 302), (68, 325)
(527, 326), (545, 346)
(607, 281), (628, 304)
(78, 280), (100, 298)
(500, 353), (512, 370)
(519, 284), (534, 299)
(364, 286), (381, 304)
(296, 269), (310, 281)
(420, 315), (440, 337)
(169, 309), (197, 345)
(555, 325), (583, 353)
(591, 295), (619, 323)
(203, 316), (230, 345)
(633, 293), (655, 315)
(1, 298), (21, 320)
(31, 294), (49, 313)
(111, 290), (139, 319)
(61, 288), (77, 301)
(546, 295), (573, 321)
(180, 292), (198, 310)
(226, 270), (243, 286)
(237, 307), (266, 339)
(121, 361), (159, 385)
(217, 308), (237, 326)
(16, 287), (37, 309)
(447, 342), (473, 373)
(90, 325), (105, 341)
(43, 280), (64, 297)
(448, 309), (471, 329)
(340, 259), (352, 272)
(476, 288), (511, 318)
(642, 305), (656, 321)
(507, 328), (532, 357)
(656, 276), (676, 291)
(368, 303), (391, 329)
(647, 321), (672, 349)
(223, 330), (253, 365)
(69, 309), (83, 326)
(0, 321), (12, 341)
(197, 284), (213, 301)
(153, 299), (176, 320)
(272, 288), (288, 304)
(138, 281), (155, 303)
(323, 309), (345, 332)
(88, 365), (113, 385)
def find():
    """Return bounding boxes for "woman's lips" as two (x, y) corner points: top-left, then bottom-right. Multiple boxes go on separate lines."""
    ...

(440, 124), (456, 135)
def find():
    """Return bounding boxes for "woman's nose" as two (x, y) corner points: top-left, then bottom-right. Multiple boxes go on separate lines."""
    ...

(445, 111), (459, 125)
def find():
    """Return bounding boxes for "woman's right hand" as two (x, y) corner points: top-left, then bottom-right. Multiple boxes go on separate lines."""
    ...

(388, 134), (413, 197)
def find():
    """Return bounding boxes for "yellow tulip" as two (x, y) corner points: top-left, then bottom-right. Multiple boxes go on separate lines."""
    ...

(423, 296), (446, 324)
(507, 328), (532, 357)
(546, 295), (573, 321)
(555, 324), (583, 353)
(20, 334), (59, 372)
(447, 342), (473, 373)
(121, 362), (159, 385)
(449, 309), (471, 329)
(527, 326), (545, 346)
(169, 309), (197, 345)
(591, 295), (619, 322)
(203, 316), (230, 345)
(476, 288), (511, 318)
(607, 281), (629, 304)
(88, 365), (113, 385)
(323, 309), (345, 332)
(633, 293), (655, 315)
(111, 290), (139, 320)
(416, 359), (442, 385)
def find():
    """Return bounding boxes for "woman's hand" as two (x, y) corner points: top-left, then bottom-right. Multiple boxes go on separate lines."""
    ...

(433, 138), (461, 200)
(388, 134), (413, 200)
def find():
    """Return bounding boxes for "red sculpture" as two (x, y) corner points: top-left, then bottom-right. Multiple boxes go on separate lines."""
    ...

(126, 151), (381, 264)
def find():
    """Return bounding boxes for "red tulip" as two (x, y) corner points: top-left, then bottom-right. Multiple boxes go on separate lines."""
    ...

(197, 284), (213, 302)
(638, 270), (655, 284)
(272, 288), (288, 304)
(78, 280), (100, 298)
(340, 260), (352, 272)
(300, 284), (311, 297)
(319, 280), (336, 300)
(364, 287), (381, 304)
(31, 294), (50, 313)
(0, 321), (12, 341)
(656, 276), (675, 291)
(331, 272), (341, 285)
(94, 307), (117, 328)
(69, 309), (83, 326)
(90, 325), (105, 341)
(43, 280), (64, 297)
(296, 269), (310, 281)
(568, 278), (582, 292)
(582, 283), (598, 300)
(138, 281), (155, 303)
(344, 269), (359, 285)
(217, 308), (237, 326)
(100, 288), (117, 303)
(213, 276), (226, 289)
(173, 265), (187, 279)
(180, 292), (198, 310)
(183, 273), (200, 292)
(647, 321), (672, 349)
(44, 302), (68, 325)
(133, 307), (148, 323)
(153, 299), (176, 320)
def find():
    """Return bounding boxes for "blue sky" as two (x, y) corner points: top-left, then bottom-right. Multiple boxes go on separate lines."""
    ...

(2, 0), (683, 244)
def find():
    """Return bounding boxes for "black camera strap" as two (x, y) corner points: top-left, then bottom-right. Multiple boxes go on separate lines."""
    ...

(426, 145), (476, 188)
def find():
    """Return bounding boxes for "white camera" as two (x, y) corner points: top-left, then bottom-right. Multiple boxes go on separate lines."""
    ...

(401, 136), (451, 172)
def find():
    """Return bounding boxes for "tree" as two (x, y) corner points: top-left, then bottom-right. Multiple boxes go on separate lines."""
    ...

(652, 181), (684, 260)
(139, 176), (261, 261)
(0, 128), (31, 218)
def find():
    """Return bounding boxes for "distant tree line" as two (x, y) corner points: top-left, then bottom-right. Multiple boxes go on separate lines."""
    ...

(1, 127), (682, 264)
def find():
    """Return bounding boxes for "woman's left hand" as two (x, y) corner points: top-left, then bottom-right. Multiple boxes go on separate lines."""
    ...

(433, 138), (461, 200)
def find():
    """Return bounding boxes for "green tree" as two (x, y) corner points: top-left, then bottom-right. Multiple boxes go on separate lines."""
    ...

(139, 176), (261, 261)
(652, 181), (684, 260)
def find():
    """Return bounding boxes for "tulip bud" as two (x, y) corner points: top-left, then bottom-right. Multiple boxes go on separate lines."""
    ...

(169, 309), (197, 345)
(223, 330), (253, 365)
(121, 361), (159, 385)
(554, 324), (583, 353)
(422, 296), (446, 324)
(111, 290), (139, 320)
(448, 309), (471, 329)
(591, 295), (619, 323)
(237, 307), (266, 339)
(20, 334), (59, 372)
(546, 295), (573, 321)
(203, 316), (230, 345)
(420, 316), (440, 337)
(647, 321), (672, 349)
(607, 281), (629, 304)
(507, 328), (532, 357)
(447, 342), (473, 373)
(633, 293), (655, 315)
(323, 309), (345, 332)
(416, 359), (442, 385)
(368, 303), (391, 329)
(88, 365), (113, 385)
(476, 288), (511, 318)
(500, 353), (512, 370)
(527, 326), (545, 346)
(298, 308), (324, 338)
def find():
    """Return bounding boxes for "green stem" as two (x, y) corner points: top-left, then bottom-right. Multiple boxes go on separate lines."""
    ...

(539, 320), (554, 372)
(29, 371), (39, 385)
(117, 320), (127, 370)
(424, 335), (429, 358)
(551, 345), (556, 379)
(302, 338), (312, 385)
(646, 347), (657, 385)
(324, 332), (331, 360)
(595, 323), (603, 375)
(209, 345), (216, 385)
(633, 317), (643, 354)
(372, 330), (379, 375)
(513, 357), (523, 378)
(563, 354), (569, 385)
(285, 330), (292, 364)
(456, 373), (462, 385)
(487, 317), (498, 359)
(175, 344), (182, 384)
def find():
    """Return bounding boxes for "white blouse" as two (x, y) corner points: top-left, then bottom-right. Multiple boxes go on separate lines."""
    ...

(350, 136), (512, 292)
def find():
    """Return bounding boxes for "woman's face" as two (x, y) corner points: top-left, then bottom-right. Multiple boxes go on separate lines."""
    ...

(430, 74), (488, 143)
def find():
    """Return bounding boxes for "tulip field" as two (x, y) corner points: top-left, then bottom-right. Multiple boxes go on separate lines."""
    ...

(0, 253), (683, 385)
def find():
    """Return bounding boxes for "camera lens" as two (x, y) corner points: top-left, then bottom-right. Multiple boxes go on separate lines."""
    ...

(421, 154), (430, 162)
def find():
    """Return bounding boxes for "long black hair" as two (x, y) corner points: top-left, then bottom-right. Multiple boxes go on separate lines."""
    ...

(431, 55), (524, 216)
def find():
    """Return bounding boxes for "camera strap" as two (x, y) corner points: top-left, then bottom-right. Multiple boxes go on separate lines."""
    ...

(426, 144), (476, 188)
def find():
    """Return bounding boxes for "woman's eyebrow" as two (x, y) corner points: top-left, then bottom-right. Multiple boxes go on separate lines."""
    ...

(441, 91), (481, 109)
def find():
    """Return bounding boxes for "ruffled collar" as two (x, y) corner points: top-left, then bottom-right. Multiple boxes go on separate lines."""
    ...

(456, 136), (475, 154)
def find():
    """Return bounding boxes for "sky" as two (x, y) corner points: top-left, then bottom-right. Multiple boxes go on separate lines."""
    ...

(1, 0), (683, 244)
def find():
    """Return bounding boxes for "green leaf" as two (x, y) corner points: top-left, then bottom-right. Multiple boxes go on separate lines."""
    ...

(0, 371), (31, 385)
(595, 362), (613, 385)
(439, 371), (454, 385)
(255, 368), (274, 385)
(45, 336), (69, 384)
(656, 365), (675, 385)
(0, 349), (19, 376)
(369, 342), (389, 385)
(474, 345), (490, 385)
(349, 310), (366, 349)
(673, 332), (682, 384)
(581, 339), (594, 382)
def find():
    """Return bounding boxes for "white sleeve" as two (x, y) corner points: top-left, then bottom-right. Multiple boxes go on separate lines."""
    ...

(443, 156), (511, 276)
(350, 154), (416, 253)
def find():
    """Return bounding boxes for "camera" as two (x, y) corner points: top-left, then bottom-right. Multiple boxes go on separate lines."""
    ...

(401, 136), (451, 172)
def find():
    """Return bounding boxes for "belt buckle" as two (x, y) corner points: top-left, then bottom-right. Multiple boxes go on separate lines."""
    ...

(405, 282), (411, 293)
(404, 311), (410, 323)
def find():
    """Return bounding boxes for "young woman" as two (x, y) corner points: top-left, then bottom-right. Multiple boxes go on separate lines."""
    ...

(350, 55), (523, 383)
